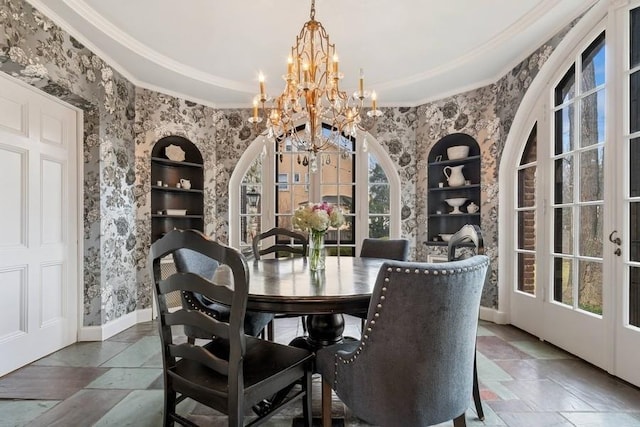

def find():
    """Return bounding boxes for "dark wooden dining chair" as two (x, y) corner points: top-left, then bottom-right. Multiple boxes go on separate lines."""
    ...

(359, 238), (410, 261)
(150, 229), (313, 427)
(315, 255), (489, 427)
(353, 238), (410, 327)
(252, 227), (308, 260)
(252, 227), (309, 341)
(173, 248), (273, 341)
(447, 224), (488, 421)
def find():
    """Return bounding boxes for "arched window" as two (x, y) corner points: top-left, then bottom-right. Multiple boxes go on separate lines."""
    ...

(229, 127), (401, 256)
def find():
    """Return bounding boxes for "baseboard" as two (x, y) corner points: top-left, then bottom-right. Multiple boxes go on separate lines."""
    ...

(77, 308), (153, 341)
(479, 306), (509, 324)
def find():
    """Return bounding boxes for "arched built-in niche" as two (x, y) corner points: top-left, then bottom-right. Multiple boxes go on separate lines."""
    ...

(426, 133), (481, 245)
(150, 135), (204, 242)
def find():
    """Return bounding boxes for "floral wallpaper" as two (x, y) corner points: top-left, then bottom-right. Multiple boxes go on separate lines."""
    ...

(1, 0), (578, 326)
(1, 0), (137, 326)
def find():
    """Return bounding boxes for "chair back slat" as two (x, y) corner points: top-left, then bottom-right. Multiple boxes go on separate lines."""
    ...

(159, 273), (235, 306)
(163, 309), (230, 341)
(252, 227), (308, 260)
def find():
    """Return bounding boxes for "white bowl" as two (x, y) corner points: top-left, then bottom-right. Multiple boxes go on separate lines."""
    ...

(447, 145), (469, 160)
(445, 198), (467, 214)
(439, 233), (453, 242)
(444, 198), (467, 208)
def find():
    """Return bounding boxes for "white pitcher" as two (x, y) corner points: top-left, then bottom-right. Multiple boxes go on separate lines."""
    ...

(179, 178), (192, 189)
(443, 165), (465, 187)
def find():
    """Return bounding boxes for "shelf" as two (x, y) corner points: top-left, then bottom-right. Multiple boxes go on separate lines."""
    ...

(428, 155), (480, 168)
(423, 241), (475, 247)
(152, 214), (204, 219)
(151, 185), (203, 193)
(151, 157), (204, 169)
(429, 213), (480, 218)
(429, 184), (480, 192)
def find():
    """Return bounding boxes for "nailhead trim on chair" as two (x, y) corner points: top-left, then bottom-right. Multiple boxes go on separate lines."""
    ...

(183, 292), (218, 321)
(331, 260), (489, 386)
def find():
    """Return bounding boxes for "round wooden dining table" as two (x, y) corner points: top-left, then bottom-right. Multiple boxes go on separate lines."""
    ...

(246, 256), (385, 349)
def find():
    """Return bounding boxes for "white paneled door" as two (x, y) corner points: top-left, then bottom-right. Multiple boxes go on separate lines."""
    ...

(0, 73), (78, 376)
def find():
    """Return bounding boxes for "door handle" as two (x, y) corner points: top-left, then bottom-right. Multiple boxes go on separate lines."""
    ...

(609, 230), (622, 246)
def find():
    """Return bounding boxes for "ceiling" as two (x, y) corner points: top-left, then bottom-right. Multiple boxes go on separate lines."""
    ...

(27, 0), (597, 108)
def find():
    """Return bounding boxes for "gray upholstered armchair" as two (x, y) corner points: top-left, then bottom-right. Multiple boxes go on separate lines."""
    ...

(316, 255), (489, 427)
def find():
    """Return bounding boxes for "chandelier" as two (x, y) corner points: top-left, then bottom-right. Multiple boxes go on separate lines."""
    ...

(248, 0), (382, 172)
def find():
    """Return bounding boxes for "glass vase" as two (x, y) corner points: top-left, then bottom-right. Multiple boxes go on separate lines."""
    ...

(309, 230), (326, 271)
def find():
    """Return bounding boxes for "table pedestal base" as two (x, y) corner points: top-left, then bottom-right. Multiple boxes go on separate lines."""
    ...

(290, 313), (348, 352)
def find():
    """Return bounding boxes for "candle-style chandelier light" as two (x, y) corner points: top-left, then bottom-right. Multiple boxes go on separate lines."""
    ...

(248, 0), (382, 172)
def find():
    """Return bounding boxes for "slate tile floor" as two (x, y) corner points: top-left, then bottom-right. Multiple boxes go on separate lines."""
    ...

(1, 317), (640, 426)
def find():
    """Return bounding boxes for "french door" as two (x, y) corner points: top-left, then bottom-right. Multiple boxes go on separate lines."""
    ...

(509, 3), (640, 387)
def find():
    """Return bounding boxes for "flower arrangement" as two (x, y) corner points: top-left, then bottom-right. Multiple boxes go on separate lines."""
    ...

(292, 202), (344, 233)
(292, 202), (344, 271)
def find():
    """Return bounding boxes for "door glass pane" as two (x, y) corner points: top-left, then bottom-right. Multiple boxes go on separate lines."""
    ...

(580, 147), (604, 202)
(369, 184), (389, 214)
(578, 260), (603, 315)
(579, 205), (603, 258)
(581, 33), (605, 93)
(553, 257), (573, 305)
(240, 159), (263, 247)
(276, 215), (293, 230)
(517, 253), (535, 294)
(368, 152), (391, 240)
(517, 125), (537, 296)
(369, 216), (390, 238)
(520, 124), (537, 164)
(632, 138), (640, 198)
(631, 7), (640, 68)
(319, 131), (355, 248)
(518, 210), (536, 250)
(555, 66), (576, 106)
(630, 71), (640, 134)
(580, 90), (605, 148)
(368, 154), (388, 183)
(554, 207), (573, 254)
(631, 202), (640, 262)
(518, 167), (536, 208)
(630, 267), (640, 327)
(555, 107), (574, 155)
(554, 157), (574, 204)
